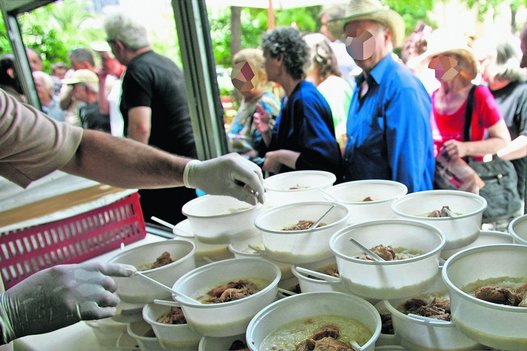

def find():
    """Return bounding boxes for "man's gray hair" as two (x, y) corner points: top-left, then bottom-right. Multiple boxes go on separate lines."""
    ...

(491, 37), (525, 82)
(104, 12), (150, 50)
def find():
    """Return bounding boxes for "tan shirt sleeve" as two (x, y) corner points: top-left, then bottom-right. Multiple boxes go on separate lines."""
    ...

(0, 88), (83, 188)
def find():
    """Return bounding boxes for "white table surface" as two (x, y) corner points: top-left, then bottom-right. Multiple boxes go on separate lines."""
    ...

(11, 234), (166, 351)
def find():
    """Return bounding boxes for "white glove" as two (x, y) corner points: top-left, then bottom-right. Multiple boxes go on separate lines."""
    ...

(0, 262), (136, 344)
(183, 153), (265, 205)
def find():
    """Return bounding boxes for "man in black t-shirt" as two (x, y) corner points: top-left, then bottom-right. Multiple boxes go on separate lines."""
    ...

(103, 12), (197, 224)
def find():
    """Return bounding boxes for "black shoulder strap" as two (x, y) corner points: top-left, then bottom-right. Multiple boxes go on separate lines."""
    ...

(463, 85), (478, 142)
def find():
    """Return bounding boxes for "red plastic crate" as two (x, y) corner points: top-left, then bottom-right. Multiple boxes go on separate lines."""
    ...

(0, 192), (146, 289)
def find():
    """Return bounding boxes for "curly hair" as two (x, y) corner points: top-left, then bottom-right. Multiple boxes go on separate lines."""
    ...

(261, 27), (309, 80)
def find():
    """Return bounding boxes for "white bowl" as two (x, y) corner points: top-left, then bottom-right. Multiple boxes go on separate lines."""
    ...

(172, 257), (281, 337)
(291, 256), (346, 293)
(142, 303), (201, 351)
(254, 201), (350, 264)
(173, 218), (234, 266)
(108, 239), (196, 303)
(228, 234), (293, 280)
(85, 317), (132, 350)
(392, 190), (487, 250)
(198, 334), (247, 351)
(182, 195), (260, 244)
(264, 170), (335, 207)
(126, 319), (165, 351)
(508, 214), (527, 245)
(329, 219), (445, 300)
(441, 230), (513, 259)
(323, 179), (407, 224)
(384, 271), (481, 351)
(442, 244), (527, 350)
(246, 291), (381, 351)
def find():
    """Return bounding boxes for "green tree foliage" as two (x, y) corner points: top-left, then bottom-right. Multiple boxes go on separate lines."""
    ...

(208, 6), (321, 67)
(385, 0), (435, 33)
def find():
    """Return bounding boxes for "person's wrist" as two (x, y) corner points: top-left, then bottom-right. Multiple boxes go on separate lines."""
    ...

(183, 159), (201, 188)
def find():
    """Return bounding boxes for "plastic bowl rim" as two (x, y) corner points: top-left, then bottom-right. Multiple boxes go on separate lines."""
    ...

(182, 195), (258, 219)
(442, 243), (527, 313)
(508, 214), (527, 245)
(325, 179), (408, 205)
(107, 239), (196, 273)
(382, 300), (455, 328)
(329, 219), (446, 265)
(246, 291), (382, 348)
(172, 257), (281, 308)
(254, 201), (349, 234)
(391, 190), (487, 220)
(264, 170), (336, 192)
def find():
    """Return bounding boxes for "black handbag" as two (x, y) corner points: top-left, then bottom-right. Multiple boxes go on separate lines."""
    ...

(463, 86), (522, 222)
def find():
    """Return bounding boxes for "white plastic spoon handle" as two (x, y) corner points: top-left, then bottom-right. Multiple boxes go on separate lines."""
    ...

(349, 238), (385, 262)
(295, 266), (341, 283)
(150, 216), (175, 229)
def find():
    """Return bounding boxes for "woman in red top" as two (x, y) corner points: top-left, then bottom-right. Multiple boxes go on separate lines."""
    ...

(423, 31), (510, 161)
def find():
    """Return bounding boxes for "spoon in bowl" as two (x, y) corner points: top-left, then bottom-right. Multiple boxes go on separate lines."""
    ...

(295, 266), (341, 283)
(349, 238), (385, 262)
(309, 204), (336, 230)
(134, 271), (199, 305)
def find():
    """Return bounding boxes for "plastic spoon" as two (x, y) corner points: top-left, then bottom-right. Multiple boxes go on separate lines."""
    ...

(153, 299), (181, 307)
(295, 266), (341, 283)
(309, 204), (336, 230)
(350, 340), (362, 351)
(407, 313), (451, 324)
(150, 216), (175, 230)
(349, 238), (385, 262)
(134, 271), (199, 304)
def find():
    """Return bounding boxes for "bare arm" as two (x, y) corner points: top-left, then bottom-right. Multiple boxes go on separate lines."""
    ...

(127, 106), (152, 144)
(97, 71), (110, 115)
(444, 119), (511, 159)
(497, 135), (527, 160)
(61, 129), (188, 189)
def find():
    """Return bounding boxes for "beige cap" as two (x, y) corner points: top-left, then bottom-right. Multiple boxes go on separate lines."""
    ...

(62, 69), (98, 85)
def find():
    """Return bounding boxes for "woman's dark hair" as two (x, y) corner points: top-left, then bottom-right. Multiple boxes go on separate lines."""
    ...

(261, 27), (309, 80)
(0, 54), (23, 94)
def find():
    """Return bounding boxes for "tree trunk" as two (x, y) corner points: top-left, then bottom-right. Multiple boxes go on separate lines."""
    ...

(230, 6), (242, 61)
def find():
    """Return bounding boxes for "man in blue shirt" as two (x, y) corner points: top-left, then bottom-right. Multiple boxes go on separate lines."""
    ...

(336, 0), (434, 192)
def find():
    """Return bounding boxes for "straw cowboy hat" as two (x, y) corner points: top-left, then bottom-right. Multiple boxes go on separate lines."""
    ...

(333, 0), (406, 48)
(416, 29), (479, 81)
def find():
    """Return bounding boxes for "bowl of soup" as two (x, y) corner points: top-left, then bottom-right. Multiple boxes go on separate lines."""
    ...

(246, 291), (381, 351)
(442, 244), (527, 350)
(323, 179), (407, 224)
(329, 219), (445, 300)
(171, 257), (281, 337)
(254, 201), (350, 264)
(107, 239), (196, 303)
(263, 170), (336, 207)
(391, 190), (487, 250)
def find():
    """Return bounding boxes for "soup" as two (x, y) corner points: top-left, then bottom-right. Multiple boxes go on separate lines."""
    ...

(260, 315), (372, 351)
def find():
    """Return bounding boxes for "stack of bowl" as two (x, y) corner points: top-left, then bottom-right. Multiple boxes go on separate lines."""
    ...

(508, 213), (527, 245)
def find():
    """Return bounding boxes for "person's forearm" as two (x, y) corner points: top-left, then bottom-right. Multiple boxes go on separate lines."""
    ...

(98, 80), (110, 115)
(465, 137), (508, 157)
(61, 129), (188, 189)
(497, 135), (527, 160)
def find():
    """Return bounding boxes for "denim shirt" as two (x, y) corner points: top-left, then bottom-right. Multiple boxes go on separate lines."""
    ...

(343, 54), (434, 192)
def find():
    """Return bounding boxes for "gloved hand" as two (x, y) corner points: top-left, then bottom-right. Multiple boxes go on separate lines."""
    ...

(0, 262), (135, 344)
(183, 153), (265, 205)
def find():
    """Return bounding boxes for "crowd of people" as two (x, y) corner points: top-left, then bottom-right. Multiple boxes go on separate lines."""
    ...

(1, 0), (527, 344)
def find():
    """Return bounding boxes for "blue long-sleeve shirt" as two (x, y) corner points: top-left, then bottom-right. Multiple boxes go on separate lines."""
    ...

(266, 80), (342, 179)
(343, 54), (434, 192)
